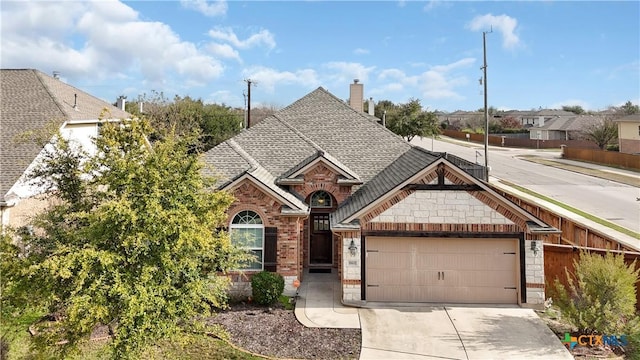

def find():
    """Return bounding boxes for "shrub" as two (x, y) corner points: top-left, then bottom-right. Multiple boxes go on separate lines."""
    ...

(251, 271), (284, 306)
(553, 251), (639, 334)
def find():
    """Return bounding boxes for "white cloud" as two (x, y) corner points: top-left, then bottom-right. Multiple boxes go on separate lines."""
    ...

(467, 14), (521, 49)
(374, 58), (475, 101)
(180, 0), (227, 17)
(431, 58), (475, 72)
(207, 90), (243, 107)
(323, 62), (376, 86)
(549, 99), (591, 110)
(242, 66), (319, 93)
(0, 1), (225, 90)
(423, 1), (451, 12)
(208, 27), (276, 50)
(354, 48), (370, 55)
(207, 43), (241, 61)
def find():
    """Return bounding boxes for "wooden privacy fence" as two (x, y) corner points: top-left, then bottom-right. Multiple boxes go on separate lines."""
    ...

(544, 244), (640, 310)
(562, 146), (640, 170)
(491, 186), (640, 309)
(442, 129), (599, 149)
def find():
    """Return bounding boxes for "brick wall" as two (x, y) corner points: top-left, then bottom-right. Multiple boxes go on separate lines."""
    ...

(290, 162), (354, 268)
(227, 179), (304, 295)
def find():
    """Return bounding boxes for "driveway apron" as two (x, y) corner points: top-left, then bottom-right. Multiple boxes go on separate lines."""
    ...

(359, 306), (573, 360)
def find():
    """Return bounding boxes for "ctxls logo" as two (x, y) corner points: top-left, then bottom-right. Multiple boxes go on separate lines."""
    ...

(562, 332), (628, 350)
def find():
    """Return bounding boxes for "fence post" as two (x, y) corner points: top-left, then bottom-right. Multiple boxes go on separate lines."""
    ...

(560, 144), (566, 158)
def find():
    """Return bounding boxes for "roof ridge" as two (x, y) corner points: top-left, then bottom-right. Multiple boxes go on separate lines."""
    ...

(33, 70), (67, 119)
(272, 113), (323, 152)
(227, 138), (260, 171)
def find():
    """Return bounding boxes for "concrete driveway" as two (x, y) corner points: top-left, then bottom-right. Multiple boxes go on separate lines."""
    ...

(358, 305), (573, 360)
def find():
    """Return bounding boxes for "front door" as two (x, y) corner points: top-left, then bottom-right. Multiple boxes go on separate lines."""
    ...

(309, 213), (332, 265)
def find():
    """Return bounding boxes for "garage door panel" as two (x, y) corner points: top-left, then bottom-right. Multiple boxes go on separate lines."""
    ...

(366, 237), (518, 304)
(368, 286), (416, 302)
(369, 269), (414, 286)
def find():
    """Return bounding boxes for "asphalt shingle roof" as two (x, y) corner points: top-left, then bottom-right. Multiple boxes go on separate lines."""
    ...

(331, 147), (440, 225)
(0, 69), (131, 203)
(202, 86), (484, 223)
(203, 87), (411, 188)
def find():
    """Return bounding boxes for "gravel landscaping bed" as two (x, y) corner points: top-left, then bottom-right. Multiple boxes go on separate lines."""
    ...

(208, 302), (361, 359)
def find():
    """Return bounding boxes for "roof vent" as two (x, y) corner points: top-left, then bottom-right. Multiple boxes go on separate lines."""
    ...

(53, 71), (60, 80)
(73, 93), (79, 111)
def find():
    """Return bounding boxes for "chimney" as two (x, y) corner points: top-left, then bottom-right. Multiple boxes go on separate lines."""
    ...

(368, 97), (374, 116)
(349, 79), (363, 112)
(52, 71), (60, 80)
(116, 95), (127, 111)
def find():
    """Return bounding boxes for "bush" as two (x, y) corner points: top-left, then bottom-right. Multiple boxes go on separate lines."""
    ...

(251, 271), (284, 306)
(553, 251), (639, 334)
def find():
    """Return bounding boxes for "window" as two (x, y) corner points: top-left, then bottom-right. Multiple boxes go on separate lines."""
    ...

(230, 210), (264, 270)
(310, 191), (332, 208)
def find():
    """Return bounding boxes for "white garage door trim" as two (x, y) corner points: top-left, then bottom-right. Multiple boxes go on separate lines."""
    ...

(365, 236), (520, 304)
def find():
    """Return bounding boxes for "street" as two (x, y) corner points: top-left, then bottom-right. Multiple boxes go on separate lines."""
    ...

(411, 136), (640, 233)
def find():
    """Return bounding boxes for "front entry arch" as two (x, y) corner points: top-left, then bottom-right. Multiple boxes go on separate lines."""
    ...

(307, 191), (335, 266)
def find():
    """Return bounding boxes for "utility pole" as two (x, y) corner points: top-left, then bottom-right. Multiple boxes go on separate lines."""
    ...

(242, 91), (247, 129)
(244, 79), (254, 128)
(482, 28), (492, 181)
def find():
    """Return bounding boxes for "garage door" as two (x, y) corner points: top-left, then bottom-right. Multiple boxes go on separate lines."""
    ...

(366, 237), (518, 304)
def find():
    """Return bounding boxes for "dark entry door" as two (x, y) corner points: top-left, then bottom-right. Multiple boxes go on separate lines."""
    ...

(310, 213), (332, 265)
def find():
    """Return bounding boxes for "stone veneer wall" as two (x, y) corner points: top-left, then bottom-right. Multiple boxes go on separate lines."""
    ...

(524, 234), (546, 306)
(369, 191), (514, 224)
(349, 188), (547, 306)
(340, 231), (362, 302)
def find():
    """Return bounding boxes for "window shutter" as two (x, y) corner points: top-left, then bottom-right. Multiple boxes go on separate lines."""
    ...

(264, 227), (278, 272)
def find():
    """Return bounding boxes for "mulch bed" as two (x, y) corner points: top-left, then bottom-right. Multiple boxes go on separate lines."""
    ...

(207, 302), (361, 359)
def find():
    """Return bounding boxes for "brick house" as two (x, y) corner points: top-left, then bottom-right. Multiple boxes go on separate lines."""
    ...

(0, 69), (131, 231)
(203, 86), (559, 307)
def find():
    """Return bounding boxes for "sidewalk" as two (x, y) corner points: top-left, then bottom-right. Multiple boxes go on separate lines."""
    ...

(294, 270), (360, 329)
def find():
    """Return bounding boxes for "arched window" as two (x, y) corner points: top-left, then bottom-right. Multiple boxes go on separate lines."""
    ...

(310, 191), (332, 208)
(230, 210), (264, 270)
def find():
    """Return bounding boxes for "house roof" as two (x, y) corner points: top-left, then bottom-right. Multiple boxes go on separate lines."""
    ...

(331, 146), (441, 225)
(203, 86), (486, 221)
(203, 87), (413, 187)
(613, 113), (640, 123)
(0, 69), (131, 203)
(539, 115), (603, 131)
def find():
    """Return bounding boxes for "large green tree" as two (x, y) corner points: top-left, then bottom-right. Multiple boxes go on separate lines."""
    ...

(385, 98), (441, 142)
(620, 100), (640, 115)
(5, 119), (245, 358)
(127, 92), (243, 152)
(562, 105), (586, 114)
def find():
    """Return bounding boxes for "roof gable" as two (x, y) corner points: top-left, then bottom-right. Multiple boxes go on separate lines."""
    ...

(277, 150), (361, 185)
(334, 156), (556, 234)
(203, 87), (412, 191)
(0, 69), (131, 203)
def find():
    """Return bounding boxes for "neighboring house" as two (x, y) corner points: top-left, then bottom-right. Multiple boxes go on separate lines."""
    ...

(614, 114), (640, 154)
(203, 86), (559, 307)
(520, 109), (575, 128)
(529, 115), (602, 140)
(0, 69), (131, 230)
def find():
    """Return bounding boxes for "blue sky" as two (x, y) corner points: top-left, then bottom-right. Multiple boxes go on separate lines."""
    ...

(2, 1), (638, 112)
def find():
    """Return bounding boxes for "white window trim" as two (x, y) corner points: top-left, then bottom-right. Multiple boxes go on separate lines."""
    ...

(230, 212), (264, 271)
